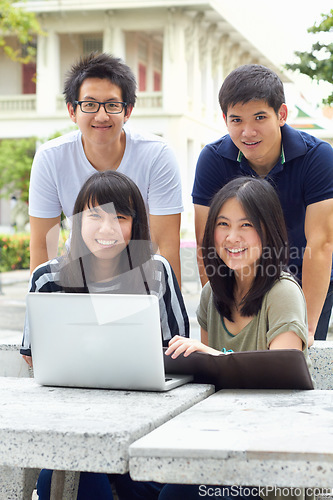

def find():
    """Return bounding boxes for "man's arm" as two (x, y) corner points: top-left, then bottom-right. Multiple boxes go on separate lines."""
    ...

(302, 198), (333, 345)
(194, 204), (210, 286)
(149, 213), (181, 286)
(29, 215), (61, 273)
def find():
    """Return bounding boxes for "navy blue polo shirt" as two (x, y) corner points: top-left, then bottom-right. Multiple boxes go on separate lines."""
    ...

(192, 123), (333, 281)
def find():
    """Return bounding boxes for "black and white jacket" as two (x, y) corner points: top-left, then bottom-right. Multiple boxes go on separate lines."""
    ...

(20, 254), (189, 356)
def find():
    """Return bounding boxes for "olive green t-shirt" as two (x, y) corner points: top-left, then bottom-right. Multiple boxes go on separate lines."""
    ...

(197, 274), (310, 365)
(197, 274), (312, 500)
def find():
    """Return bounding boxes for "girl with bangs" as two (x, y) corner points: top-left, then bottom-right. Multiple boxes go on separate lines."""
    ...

(22, 170), (188, 364)
(166, 176), (309, 359)
(58, 169), (153, 293)
(21, 171), (189, 500)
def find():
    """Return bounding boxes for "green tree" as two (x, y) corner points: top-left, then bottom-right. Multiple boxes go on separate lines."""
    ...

(0, 0), (43, 63)
(0, 137), (36, 202)
(0, 127), (75, 204)
(285, 10), (333, 105)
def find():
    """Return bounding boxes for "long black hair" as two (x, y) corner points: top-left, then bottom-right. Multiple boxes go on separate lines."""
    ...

(59, 171), (151, 292)
(202, 176), (289, 321)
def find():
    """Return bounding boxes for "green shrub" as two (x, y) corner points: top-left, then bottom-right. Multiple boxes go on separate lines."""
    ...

(0, 233), (30, 272)
(0, 230), (69, 273)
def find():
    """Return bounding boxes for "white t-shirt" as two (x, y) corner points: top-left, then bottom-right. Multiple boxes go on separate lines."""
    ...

(29, 126), (184, 219)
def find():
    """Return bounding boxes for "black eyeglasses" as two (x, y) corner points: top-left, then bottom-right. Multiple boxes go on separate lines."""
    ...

(74, 100), (127, 114)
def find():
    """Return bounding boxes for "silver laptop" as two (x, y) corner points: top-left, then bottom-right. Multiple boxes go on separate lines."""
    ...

(26, 292), (192, 391)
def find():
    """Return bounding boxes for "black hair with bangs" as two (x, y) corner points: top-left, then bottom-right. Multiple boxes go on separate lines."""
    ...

(59, 171), (151, 292)
(202, 176), (289, 321)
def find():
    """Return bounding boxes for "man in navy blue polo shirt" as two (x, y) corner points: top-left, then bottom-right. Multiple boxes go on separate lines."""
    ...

(193, 64), (333, 343)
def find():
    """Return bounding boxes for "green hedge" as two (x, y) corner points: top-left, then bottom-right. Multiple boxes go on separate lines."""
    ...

(0, 231), (69, 272)
(0, 233), (30, 272)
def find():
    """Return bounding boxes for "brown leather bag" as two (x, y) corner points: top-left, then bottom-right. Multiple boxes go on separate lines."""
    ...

(164, 348), (314, 390)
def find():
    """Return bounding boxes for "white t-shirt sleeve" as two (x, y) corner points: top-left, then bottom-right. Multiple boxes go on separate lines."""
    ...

(121, 128), (184, 216)
(28, 131), (93, 219)
(147, 143), (184, 216)
(29, 147), (63, 218)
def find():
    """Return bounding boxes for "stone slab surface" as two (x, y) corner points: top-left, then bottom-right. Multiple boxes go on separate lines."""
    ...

(310, 341), (333, 390)
(0, 377), (214, 473)
(0, 465), (39, 500)
(0, 346), (32, 378)
(129, 389), (333, 487)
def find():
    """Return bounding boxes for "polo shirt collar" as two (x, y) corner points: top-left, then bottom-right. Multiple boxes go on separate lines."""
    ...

(237, 145), (285, 166)
(280, 123), (308, 161)
(236, 128), (291, 176)
(221, 124), (305, 175)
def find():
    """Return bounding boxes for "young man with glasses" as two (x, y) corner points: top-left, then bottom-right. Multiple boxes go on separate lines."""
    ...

(28, 53), (183, 284)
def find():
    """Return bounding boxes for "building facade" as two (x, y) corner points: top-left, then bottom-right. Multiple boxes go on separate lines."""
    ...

(0, 0), (292, 231)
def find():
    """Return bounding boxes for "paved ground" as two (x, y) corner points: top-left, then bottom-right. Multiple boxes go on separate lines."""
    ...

(0, 269), (331, 344)
(0, 270), (31, 344)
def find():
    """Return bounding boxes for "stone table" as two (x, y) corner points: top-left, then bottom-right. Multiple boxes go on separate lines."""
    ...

(0, 377), (214, 473)
(129, 389), (333, 488)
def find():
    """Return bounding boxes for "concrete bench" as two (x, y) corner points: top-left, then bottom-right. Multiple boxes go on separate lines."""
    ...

(0, 341), (331, 499)
(0, 344), (32, 378)
(0, 346), (39, 500)
(0, 345), (80, 500)
(309, 340), (333, 390)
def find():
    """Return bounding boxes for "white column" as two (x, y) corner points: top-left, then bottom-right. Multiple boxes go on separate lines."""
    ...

(162, 9), (187, 113)
(212, 34), (230, 121)
(103, 12), (126, 60)
(212, 54), (224, 124)
(192, 33), (201, 114)
(201, 26), (216, 120)
(36, 31), (60, 115)
(226, 43), (241, 74)
(186, 13), (202, 115)
(216, 35), (230, 83)
(240, 51), (251, 66)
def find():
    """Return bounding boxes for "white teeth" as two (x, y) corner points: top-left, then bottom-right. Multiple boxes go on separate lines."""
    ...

(228, 248), (246, 254)
(96, 239), (116, 246)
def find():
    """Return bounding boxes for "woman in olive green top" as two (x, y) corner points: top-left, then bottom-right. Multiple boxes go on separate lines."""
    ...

(166, 176), (309, 367)
(121, 177), (310, 500)
(159, 177), (310, 500)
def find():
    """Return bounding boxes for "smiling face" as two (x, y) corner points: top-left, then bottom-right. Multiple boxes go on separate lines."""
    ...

(224, 100), (287, 174)
(214, 197), (262, 280)
(81, 203), (133, 267)
(68, 77), (132, 153)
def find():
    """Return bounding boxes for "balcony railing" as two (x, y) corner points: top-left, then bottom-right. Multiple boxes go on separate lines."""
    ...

(136, 91), (162, 109)
(0, 95), (36, 112)
(24, 0), (154, 10)
(0, 92), (163, 114)
(57, 93), (163, 111)
(56, 95), (67, 112)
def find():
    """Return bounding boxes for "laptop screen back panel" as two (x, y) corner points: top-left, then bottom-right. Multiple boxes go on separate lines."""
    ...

(27, 293), (169, 391)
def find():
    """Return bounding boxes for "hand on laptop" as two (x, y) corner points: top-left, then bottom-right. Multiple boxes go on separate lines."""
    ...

(165, 335), (220, 359)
